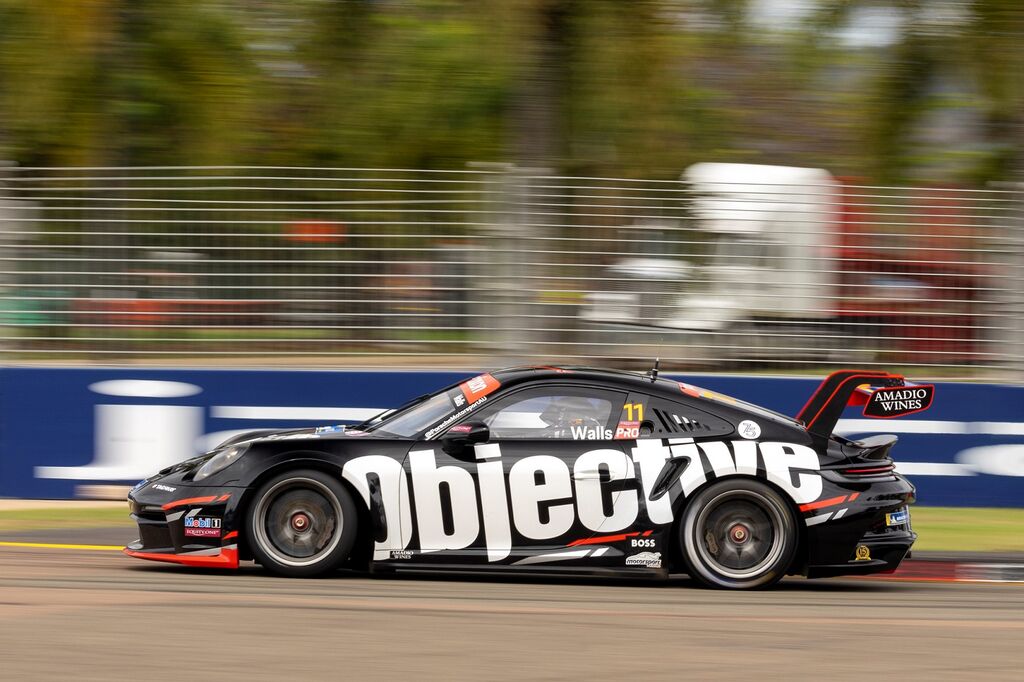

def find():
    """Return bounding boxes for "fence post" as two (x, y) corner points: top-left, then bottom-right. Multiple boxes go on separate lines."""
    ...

(1013, 182), (1024, 383)
(473, 163), (548, 367)
(993, 179), (1024, 384)
(0, 161), (21, 363)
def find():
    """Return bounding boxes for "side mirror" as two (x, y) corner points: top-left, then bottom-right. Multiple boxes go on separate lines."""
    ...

(440, 421), (490, 455)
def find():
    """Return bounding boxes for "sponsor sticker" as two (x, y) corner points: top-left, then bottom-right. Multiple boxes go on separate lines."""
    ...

(737, 420), (761, 440)
(459, 374), (501, 404)
(854, 545), (872, 561)
(340, 437), (823, 563)
(886, 508), (910, 526)
(614, 420), (641, 440)
(425, 394), (489, 440)
(447, 424), (473, 434)
(570, 423), (613, 440)
(152, 483), (177, 493)
(389, 550), (414, 560)
(863, 385), (935, 418)
(625, 551), (662, 569)
(315, 425), (346, 434)
(184, 516), (222, 538)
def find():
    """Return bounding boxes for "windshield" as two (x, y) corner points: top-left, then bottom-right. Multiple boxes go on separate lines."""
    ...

(709, 233), (783, 268)
(369, 392), (455, 437)
(358, 372), (504, 438)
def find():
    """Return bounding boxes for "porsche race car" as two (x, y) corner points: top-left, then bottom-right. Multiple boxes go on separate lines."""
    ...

(125, 367), (931, 589)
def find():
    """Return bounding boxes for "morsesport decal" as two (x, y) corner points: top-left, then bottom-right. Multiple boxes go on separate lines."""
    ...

(341, 439), (822, 561)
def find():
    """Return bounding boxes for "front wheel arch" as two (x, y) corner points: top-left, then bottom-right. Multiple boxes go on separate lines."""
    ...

(237, 455), (373, 569)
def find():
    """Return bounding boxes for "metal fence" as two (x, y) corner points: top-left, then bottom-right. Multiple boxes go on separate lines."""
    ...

(0, 164), (1021, 379)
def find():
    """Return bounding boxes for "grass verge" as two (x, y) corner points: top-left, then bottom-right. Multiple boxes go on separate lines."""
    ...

(908, 507), (1024, 553)
(0, 506), (131, 533)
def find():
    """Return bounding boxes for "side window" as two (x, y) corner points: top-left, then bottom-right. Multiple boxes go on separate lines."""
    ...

(644, 397), (734, 438)
(474, 386), (625, 440)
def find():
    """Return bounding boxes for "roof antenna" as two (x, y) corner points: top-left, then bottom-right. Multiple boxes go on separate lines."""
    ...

(649, 357), (660, 382)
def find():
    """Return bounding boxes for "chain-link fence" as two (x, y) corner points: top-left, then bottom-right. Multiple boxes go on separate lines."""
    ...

(0, 164), (1020, 379)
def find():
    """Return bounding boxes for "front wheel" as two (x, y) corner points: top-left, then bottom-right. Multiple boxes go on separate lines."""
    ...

(679, 479), (797, 589)
(246, 469), (358, 578)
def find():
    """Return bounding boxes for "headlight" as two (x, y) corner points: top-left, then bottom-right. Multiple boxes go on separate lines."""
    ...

(193, 444), (248, 482)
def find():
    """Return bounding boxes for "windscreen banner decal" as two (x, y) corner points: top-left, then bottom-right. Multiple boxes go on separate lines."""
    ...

(424, 394), (490, 440)
(459, 374), (501, 404)
(863, 385), (935, 418)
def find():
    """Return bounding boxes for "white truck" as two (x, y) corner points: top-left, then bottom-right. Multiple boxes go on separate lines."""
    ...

(578, 162), (980, 366)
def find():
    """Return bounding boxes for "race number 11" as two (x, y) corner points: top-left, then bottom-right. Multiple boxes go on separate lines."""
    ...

(624, 402), (644, 421)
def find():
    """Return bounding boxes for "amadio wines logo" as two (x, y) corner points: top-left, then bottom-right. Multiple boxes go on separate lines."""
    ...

(863, 385), (935, 419)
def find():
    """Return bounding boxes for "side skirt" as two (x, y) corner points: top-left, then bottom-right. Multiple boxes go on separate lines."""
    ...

(370, 562), (670, 580)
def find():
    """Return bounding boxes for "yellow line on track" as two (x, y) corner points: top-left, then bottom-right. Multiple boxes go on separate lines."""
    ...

(0, 541), (124, 551)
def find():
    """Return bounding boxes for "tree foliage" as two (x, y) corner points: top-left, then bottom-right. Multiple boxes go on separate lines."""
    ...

(0, 0), (1018, 183)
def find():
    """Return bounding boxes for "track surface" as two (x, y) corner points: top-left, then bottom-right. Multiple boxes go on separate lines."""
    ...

(1, 530), (1023, 681)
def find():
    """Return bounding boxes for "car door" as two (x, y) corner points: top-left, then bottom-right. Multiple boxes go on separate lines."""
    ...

(402, 383), (631, 566)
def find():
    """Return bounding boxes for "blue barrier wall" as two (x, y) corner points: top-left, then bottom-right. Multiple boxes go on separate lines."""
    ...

(1, 367), (1021, 506)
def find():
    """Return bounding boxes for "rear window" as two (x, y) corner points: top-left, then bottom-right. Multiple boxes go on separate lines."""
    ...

(677, 382), (802, 427)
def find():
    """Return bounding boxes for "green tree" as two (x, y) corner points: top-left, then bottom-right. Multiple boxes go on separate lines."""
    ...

(282, 0), (512, 169)
(0, 0), (259, 166)
(801, 0), (1023, 183)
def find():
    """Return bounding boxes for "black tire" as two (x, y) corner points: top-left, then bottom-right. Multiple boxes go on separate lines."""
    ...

(246, 469), (358, 578)
(679, 479), (797, 589)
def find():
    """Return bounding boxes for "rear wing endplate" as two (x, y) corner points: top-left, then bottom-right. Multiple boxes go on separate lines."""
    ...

(796, 370), (935, 440)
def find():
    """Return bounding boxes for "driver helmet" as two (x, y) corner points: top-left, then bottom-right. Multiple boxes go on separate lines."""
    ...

(539, 396), (602, 430)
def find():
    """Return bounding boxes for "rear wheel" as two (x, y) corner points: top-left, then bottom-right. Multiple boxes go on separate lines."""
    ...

(247, 469), (358, 578)
(679, 479), (797, 589)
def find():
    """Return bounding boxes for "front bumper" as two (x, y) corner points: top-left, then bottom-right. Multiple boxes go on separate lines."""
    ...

(125, 483), (245, 569)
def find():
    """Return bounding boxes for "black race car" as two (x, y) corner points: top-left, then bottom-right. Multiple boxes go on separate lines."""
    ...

(125, 367), (931, 589)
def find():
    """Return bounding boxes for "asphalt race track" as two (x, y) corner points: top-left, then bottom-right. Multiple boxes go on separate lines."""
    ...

(1, 530), (1023, 681)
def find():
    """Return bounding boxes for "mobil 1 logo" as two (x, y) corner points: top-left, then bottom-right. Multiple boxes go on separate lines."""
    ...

(863, 385), (935, 418)
(184, 516), (222, 538)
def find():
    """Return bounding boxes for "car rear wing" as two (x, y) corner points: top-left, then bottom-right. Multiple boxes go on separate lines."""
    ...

(796, 370), (935, 440)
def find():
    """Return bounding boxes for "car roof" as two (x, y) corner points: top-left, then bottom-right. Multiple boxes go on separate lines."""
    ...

(488, 365), (803, 428)
(491, 365), (687, 397)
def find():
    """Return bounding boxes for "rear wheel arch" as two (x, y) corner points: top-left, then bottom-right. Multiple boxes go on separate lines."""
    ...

(668, 474), (807, 579)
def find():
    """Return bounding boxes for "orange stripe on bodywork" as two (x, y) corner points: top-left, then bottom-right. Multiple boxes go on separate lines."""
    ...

(222, 531), (238, 541)
(162, 496), (216, 510)
(848, 492), (860, 501)
(161, 493), (231, 511)
(799, 495), (848, 512)
(123, 545), (239, 569)
(567, 532), (640, 547)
